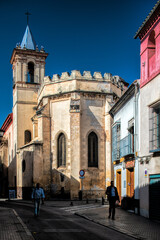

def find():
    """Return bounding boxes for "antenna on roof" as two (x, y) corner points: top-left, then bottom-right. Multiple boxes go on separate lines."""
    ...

(25, 11), (31, 25)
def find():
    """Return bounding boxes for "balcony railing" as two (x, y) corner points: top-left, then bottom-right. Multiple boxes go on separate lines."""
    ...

(120, 134), (134, 157)
(112, 133), (134, 162)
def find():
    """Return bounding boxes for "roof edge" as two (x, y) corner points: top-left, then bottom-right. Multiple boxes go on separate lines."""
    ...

(134, 0), (160, 39)
(109, 80), (139, 116)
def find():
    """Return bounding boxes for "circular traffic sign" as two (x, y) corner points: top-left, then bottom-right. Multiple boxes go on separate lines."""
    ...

(79, 169), (85, 177)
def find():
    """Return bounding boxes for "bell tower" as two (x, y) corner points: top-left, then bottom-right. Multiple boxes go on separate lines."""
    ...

(10, 25), (48, 152)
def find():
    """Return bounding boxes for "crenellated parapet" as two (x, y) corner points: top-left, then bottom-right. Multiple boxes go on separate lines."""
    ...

(43, 70), (128, 89)
(38, 70), (129, 104)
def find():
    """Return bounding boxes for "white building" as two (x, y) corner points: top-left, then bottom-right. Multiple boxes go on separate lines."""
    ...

(109, 81), (140, 213)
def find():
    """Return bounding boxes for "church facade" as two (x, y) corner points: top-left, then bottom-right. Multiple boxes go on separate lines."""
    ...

(0, 25), (128, 199)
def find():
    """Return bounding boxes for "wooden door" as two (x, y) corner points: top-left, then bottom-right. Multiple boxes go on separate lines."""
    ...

(127, 168), (134, 198)
(116, 170), (121, 203)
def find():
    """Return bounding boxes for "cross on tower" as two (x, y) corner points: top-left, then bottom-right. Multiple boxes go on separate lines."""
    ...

(25, 11), (31, 25)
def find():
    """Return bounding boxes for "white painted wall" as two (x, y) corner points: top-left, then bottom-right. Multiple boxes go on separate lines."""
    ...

(113, 85), (140, 204)
(114, 97), (134, 139)
(139, 74), (160, 218)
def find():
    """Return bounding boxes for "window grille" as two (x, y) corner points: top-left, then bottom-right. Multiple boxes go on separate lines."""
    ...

(149, 105), (160, 152)
(112, 122), (120, 162)
(120, 133), (134, 157)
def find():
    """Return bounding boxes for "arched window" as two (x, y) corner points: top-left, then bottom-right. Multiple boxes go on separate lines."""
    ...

(88, 132), (98, 167)
(148, 31), (156, 76)
(57, 133), (66, 167)
(22, 159), (26, 172)
(27, 62), (34, 83)
(24, 130), (31, 144)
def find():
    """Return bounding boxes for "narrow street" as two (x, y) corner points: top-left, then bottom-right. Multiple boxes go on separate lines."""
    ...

(0, 201), (134, 240)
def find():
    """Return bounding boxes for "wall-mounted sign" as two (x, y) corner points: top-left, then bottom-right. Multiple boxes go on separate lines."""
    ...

(145, 169), (148, 178)
(125, 160), (135, 169)
(79, 176), (85, 179)
(79, 169), (85, 177)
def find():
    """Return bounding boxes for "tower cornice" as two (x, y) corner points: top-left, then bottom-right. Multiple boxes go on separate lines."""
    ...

(10, 48), (48, 64)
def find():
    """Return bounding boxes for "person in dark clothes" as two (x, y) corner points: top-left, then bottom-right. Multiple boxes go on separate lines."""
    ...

(106, 181), (119, 220)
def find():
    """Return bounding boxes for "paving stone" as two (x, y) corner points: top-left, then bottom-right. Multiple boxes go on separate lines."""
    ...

(0, 207), (34, 240)
(75, 206), (160, 240)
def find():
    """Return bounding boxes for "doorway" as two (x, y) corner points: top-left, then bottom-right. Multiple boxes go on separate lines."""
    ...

(149, 174), (160, 221)
(127, 168), (134, 198)
(116, 170), (121, 203)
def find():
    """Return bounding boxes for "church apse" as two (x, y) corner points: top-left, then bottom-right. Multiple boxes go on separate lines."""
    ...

(36, 70), (128, 199)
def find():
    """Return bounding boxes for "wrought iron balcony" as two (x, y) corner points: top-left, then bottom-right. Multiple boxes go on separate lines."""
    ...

(120, 133), (134, 157)
(112, 148), (120, 162)
(112, 133), (134, 162)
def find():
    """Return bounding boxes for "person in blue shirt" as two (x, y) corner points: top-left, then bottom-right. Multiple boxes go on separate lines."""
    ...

(31, 183), (45, 217)
(106, 181), (119, 220)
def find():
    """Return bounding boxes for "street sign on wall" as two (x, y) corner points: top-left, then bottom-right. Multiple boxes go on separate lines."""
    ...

(79, 169), (85, 177)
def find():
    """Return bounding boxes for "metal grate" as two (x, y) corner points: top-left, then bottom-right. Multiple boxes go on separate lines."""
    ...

(149, 105), (160, 152)
(112, 122), (120, 162)
(120, 134), (134, 157)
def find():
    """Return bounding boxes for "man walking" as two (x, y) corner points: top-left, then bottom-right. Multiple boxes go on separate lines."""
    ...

(31, 183), (45, 217)
(106, 181), (119, 220)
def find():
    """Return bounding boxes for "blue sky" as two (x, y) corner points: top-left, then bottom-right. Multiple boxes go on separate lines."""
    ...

(0, 0), (158, 127)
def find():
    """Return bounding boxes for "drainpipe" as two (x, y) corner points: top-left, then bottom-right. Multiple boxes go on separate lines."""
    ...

(133, 80), (139, 214)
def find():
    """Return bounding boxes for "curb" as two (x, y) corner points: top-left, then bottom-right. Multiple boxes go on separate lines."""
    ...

(12, 209), (34, 240)
(75, 213), (145, 240)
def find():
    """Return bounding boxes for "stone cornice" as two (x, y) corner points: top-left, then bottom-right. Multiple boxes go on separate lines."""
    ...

(18, 140), (43, 150)
(37, 90), (116, 108)
(10, 48), (48, 64)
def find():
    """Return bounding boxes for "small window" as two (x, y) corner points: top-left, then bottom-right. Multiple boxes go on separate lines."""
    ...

(148, 31), (156, 77)
(57, 133), (66, 167)
(25, 130), (31, 144)
(22, 160), (26, 172)
(27, 62), (34, 83)
(128, 120), (134, 154)
(88, 132), (98, 167)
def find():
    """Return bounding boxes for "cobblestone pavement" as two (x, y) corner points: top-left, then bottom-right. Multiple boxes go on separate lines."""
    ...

(1, 200), (160, 240)
(0, 207), (34, 240)
(75, 206), (160, 240)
